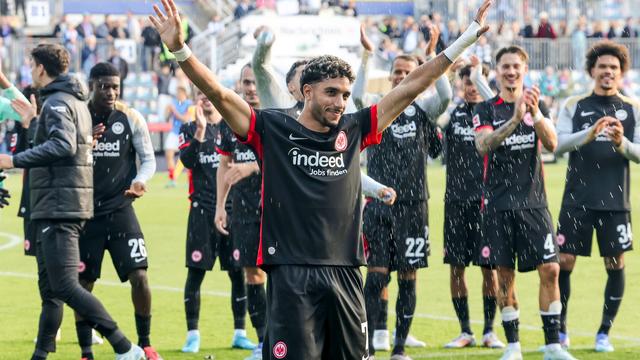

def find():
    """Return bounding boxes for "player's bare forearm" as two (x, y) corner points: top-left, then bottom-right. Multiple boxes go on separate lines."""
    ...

(377, 54), (452, 132)
(216, 155), (232, 210)
(534, 119), (557, 152)
(0, 70), (10, 89)
(475, 117), (520, 156)
(179, 56), (251, 137)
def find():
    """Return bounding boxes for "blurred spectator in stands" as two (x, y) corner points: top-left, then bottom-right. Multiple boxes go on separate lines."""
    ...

(207, 14), (224, 34)
(402, 22), (420, 53)
(1, 16), (16, 43)
(17, 56), (31, 88)
(127, 12), (141, 41)
(622, 17), (638, 37)
(0, 0), (7, 17)
(157, 63), (172, 95)
(15, 0), (26, 23)
(0, 37), (8, 73)
(539, 65), (559, 99)
(52, 14), (69, 37)
(256, 0), (275, 10)
(557, 19), (568, 37)
(76, 13), (94, 39)
(607, 19), (624, 38)
(81, 35), (99, 74)
(469, 36), (492, 64)
(557, 68), (574, 98)
(340, 0), (358, 17)
(571, 16), (587, 70)
(95, 15), (113, 40)
(180, 13), (196, 43)
(536, 12), (556, 39)
(520, 15), (535, 38)
(169, 68), (192, 97)
(381, 16), (402, 39)
(445, 19), (461, 46)
(64, 25), (80, 70)
(109, 47), (129, 97)
(110, 18), (130, 39)
(142, 19), (161, 71)
(234, 0), (255, 19)
(363, 17), (381, 49)
(590, 20), (605, 38)
(378, 37), (399, 65)
(494, 20), (516, 50)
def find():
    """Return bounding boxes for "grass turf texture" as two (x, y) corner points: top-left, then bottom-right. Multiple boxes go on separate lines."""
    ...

(0, 159), (639, 359)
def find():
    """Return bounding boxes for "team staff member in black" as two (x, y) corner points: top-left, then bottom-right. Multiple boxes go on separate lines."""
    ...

(215, 63), (266, 360)
(441, 61), (503, 349)
(179, 90), (255, 353)
(0, 45), (143, 360)
(353, 24), (449, 359)
(555, 40), (640, 353)
(150, 1), (490, 358)
(74, 62), (159, 360)
(473, 45), (575, 360)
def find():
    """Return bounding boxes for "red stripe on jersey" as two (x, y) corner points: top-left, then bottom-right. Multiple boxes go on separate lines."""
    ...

(361, 104), (382, 151)
(236, 107), (264, 161)
(188, 169), (194, 196)
(480, 154), (489, 212)
(179, 142), (191, 150)
(215, 147), (232, 156)
(495, 97), (504, 105)
(256, 164), (265, 267)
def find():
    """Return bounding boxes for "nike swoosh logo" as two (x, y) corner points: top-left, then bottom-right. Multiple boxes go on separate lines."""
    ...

(455, 111), (467, 117)
(134, 257), (146, 263)
(408, 259), (420, 265)
(42, 226), (50, 234)
(403, 314), (414, 319)
(492, 119), (506, 126)
(235, 296), (247, 302)
(543, 253), (556, 260)
(609, 296), (623, 301)
(581, 111), (595, 117)
(289, 134), (308, 141)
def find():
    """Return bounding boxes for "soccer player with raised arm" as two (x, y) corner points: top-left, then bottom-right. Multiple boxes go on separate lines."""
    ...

(352, 23), (450, 359)
(149, 1), (491, 358)
(554, 40), (640, 353)
(179, 90), (255, 353)
(74, 62), (159, 360)
(473, 45), (575, 360)
(441, 58), (503, 350)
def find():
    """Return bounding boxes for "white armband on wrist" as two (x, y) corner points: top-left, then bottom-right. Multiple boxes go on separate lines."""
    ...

(443, 21), (481, 62)
(172, 44), (192, 62)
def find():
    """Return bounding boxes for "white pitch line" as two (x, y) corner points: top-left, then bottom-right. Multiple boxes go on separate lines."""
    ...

(1, 270), (640, 344)
(0, 232), (21, 251)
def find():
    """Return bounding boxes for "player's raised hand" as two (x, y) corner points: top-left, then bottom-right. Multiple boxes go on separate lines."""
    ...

(426, 24), (440, 56)
(360, 23), (375, 53)
(254, 25), (275, 46)
(473, 0), (492, 36)
(606, 117), (624, 146)
(149, 0), (184, 52)
(215, 207), (229, 235)
(194, 101), (206, 131)
(11, 94), (38, 127)
(524, 85), (541, 116)
(469, 54), (481, 67)
(513, 93), (527, 123)
(125, 181), (147, 198)
(587, 117), (610, 143)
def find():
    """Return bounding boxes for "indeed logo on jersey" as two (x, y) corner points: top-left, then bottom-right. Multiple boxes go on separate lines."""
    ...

(452, 123), (474, 141)
(288, 147), (347, 177)
(503, 132), (535, 150)
(199, 152), (220, 167)
(235, 149), (256, 162)
(93, 140), (121, 158)
(391, 121), (417, 139)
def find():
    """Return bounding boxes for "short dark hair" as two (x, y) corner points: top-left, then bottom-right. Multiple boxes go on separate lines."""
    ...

(585, 40), (630, 75)
(459, 64), (489, 80)
(495, 45), (529, 64)
(89, 62), (120, 80)
(300, 55), (355, 89)
(286, 59), (309, 86)
(240, 62), (252, 80)
(390, 54), (420, 72)
(31, 44), (70, 78)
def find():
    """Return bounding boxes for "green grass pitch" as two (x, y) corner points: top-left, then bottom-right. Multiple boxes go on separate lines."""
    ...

(1, 159), (639, 359)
